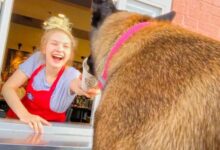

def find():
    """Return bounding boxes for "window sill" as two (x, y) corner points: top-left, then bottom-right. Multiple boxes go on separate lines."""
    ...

(0, 118), (93, 149)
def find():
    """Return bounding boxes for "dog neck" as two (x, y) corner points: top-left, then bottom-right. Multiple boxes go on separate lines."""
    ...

(98, 21), (151, 89)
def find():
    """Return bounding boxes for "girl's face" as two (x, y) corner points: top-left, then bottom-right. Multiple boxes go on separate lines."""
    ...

(43, 31), (72, 69)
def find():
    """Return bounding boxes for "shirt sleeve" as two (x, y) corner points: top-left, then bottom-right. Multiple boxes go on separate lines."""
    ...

(19, 51), (44, 78)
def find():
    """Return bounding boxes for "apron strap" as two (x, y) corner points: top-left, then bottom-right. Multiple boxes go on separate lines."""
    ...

(29, 64), (65, 93)
(29, 64), (45, 85)
(49, 66), (65, 93)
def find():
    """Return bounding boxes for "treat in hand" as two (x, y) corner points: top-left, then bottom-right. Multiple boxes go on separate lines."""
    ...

(81, 57), (98, 91)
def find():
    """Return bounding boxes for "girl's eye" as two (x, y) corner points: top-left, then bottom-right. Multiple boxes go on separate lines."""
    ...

(49, 41), (58, 45)
(64, 45), (70, 48)
(51, 43), (57, 46)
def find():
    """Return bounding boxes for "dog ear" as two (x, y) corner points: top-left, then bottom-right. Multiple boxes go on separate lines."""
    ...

(155, 11), (176, 21)
(87, 55), (95, 75)
(91, 0), (117, 28)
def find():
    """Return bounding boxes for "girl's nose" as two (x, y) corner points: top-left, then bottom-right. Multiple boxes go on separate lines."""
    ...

(57, 44), (64, 51)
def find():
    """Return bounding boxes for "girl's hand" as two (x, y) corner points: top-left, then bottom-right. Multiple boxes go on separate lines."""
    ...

(25, 133), (46, 145)
(86, 86), (100, 98)
(70, 75), (100, 98)
(19, 112), (51, 133)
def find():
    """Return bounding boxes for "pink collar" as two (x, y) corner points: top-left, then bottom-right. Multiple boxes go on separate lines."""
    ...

(98, 21), (151, 89)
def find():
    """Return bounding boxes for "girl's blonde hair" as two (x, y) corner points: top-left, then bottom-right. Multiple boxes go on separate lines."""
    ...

(40, 14), (77, 65)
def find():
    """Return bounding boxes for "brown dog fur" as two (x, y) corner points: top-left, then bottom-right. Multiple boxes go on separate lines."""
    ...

(91, 10), (220, 150)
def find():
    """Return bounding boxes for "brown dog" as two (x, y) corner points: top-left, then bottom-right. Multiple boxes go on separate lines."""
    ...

(90, 0), (220, 149)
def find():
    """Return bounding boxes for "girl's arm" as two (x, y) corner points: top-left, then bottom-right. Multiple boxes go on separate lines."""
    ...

(1, 69), (29, 118)
(1, 69), (51, 133)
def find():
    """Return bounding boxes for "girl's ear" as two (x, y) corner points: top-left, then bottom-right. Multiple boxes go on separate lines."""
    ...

(41, 48), (46, 54)
(155, 11), (176, 21)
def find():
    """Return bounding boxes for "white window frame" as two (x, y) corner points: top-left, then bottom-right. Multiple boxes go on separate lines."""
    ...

(116, 0), (173, 17)
(0, 0), (14, 72)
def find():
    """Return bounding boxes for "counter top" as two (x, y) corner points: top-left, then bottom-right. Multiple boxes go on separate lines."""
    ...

(0, 118), (93, 149)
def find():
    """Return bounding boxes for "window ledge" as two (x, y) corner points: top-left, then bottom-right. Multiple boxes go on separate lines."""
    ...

(0, 118), (93, 149)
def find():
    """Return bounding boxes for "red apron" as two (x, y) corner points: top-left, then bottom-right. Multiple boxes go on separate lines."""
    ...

(7, 64), (66, 122)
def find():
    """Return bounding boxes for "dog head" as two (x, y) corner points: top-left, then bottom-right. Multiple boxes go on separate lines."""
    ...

(90, 0), (175, 78)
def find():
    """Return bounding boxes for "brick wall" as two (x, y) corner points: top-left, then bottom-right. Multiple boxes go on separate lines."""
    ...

(172, 0), (220, 41)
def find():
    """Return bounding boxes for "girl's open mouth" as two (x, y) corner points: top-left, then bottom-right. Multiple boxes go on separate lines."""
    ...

(52, 54), (64, 62)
